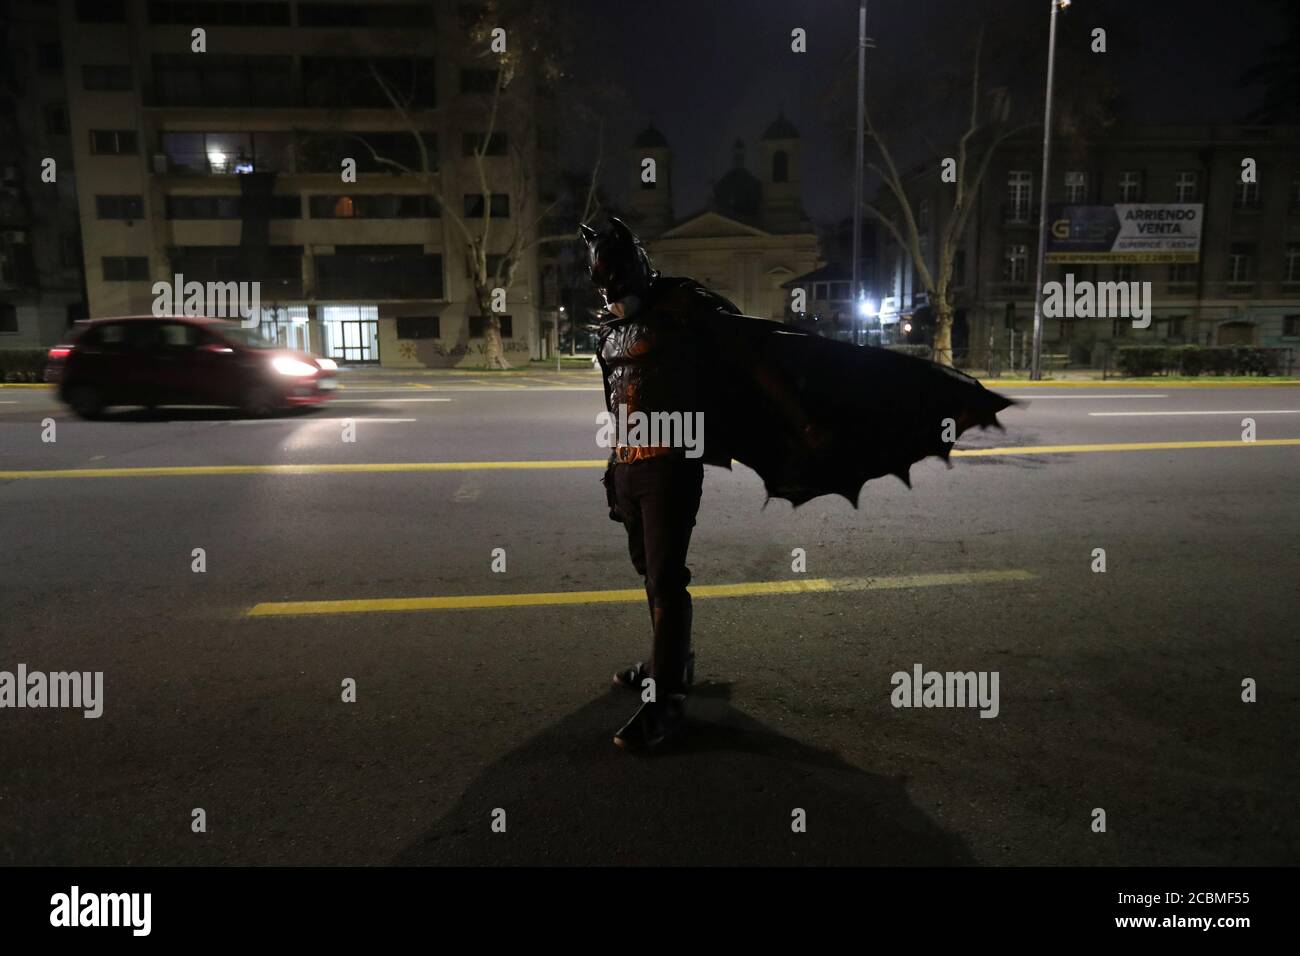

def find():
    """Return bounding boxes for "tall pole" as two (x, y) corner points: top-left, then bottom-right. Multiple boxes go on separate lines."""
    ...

(1029, 0), (1061, 380)
(851, 0), (867, 344)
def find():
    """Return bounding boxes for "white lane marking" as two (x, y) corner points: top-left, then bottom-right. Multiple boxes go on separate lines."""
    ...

(329, 398), (453, 404)
(1003, 393), (1168, 400)
(0, 401), (18, 404)
(1088, 409), (1300, 417)
(344, 387), (601, 393)
(453, 479), (481, 502)
(230, 417), (417, 424)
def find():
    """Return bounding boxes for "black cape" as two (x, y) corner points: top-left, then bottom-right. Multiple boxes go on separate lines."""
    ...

(607, 276), (1015, 508)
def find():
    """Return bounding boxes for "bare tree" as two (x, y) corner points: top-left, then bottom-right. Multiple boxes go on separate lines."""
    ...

(861, 32), (1030, 366)
(353, 3), (606, 369)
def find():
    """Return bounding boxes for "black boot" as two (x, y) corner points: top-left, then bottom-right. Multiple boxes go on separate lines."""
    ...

(613, 595), (694, 690)
(612, 695), (687, 751)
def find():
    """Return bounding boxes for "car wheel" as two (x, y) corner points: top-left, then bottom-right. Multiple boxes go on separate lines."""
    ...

(241, 386), (280, 418)
(66, 385), (104, 420)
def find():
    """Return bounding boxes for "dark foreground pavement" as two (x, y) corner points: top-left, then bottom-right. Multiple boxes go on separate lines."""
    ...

(0, 382), (1296, 865)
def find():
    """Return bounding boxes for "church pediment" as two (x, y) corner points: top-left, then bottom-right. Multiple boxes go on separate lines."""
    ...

(657, 212), (771, 240)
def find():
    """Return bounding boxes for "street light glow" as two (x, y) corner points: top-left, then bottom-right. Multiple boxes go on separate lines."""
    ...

(857, 298), (877, 318)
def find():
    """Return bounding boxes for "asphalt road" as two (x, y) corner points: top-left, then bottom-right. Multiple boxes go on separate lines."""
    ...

(0, 373), (1296, 866)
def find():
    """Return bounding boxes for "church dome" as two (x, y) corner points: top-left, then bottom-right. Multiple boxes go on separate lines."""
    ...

(762, 112), (799, 140)
(633, 125), (669, 148)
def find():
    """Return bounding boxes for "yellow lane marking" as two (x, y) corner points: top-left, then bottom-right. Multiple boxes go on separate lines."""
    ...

(0, 460), (604, 479)
(993, 379), (1299, 388)
(246, 569), (1035, 617)
(2, 439), (1298, 480)
(952, 438), (1300, 456)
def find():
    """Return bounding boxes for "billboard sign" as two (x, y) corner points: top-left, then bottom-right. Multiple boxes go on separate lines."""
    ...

(1045, 203), (1203, 264)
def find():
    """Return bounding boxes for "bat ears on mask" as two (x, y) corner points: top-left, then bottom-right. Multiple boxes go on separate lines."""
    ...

(577, 217), (639, 246)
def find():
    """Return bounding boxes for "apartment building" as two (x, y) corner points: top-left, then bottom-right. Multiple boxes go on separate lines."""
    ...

(0, 0), (86, 349)
(55, 0), (543, 367)
(874, 124), (1300, 367)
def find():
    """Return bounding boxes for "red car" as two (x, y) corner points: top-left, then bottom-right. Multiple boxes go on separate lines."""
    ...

(45, 315), (338, 418)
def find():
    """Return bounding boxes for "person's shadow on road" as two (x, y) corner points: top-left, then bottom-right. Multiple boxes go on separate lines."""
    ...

(393, 682), (975, 866)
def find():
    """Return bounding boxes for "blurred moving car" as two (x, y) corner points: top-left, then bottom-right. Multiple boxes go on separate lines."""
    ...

(44, 316), (338, 418)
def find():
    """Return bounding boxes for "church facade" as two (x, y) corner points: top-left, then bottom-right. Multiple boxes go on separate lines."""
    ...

(624, 116), (821, 321)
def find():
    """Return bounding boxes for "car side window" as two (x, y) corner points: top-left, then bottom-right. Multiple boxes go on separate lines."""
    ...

(83, 323), (128, 352)
(158, 322), (199, 350)
(125, 322), (160, 353)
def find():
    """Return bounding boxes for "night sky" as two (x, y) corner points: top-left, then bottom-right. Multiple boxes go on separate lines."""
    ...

(569, 0), (1289, 227)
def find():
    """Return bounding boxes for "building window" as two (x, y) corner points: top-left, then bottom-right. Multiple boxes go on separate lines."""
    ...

(462, 132), (508, 156)
(1283, 315), (1300, 337)
(151, 54), (294, 108)
(1003, 243), (1028, 282)
(396, 316), (441, 339)
(102, 256), (150, 281)
(463, 193), (510, 218)
(1154, 316), (1186, 340)
(1234, 179), (1260, 210)
(772, 150), (789, 184)
(148, 1), (291, 26)
(953, 249), (966, 287)
(309, 194), (439, 219)
(165, 195), (301, 219)
(95, 195), (145, 219)
(0, 303), (16, 333)
(296, 131), (437, 174)
(1174, 171), (1199, 202)
(1118, 170), (1144, 202)
(1064, 170), (1087, 203)
(1111, 318), (1129, 338)
(917, 198), (930, 232)
(1006, 170), (1032, 222)
(1228, 243), (1254, 282)
(43, 104), (69, 136)
(37, 42), (63, 72)
(90, 130), (139, 155)
(302, 56), (436, 109)
(77, 0), (126, 22)
(160, 131), (293, 175)
(460, 68), (500, 94)
(1114, 264), (1136, 283)
(1168, 263), (1196, 283)
(1286, 244), (1300, 282)
(469, 315), (513, 338)
(485, 255), (514, 280)
(83, 64), (133, 90)
(315, 247), (442, 299)
(298, 2), (433, 27)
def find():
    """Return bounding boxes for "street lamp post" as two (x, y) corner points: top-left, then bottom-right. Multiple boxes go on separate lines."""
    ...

(1029, 0), (1069, 380)
(851, 0), (867, 322)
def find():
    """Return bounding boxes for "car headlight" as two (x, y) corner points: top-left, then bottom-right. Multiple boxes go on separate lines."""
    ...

(272, 356), (318, 377)
(316, 358), (337, 371)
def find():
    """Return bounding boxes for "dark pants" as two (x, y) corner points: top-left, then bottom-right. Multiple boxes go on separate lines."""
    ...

(613, 454), (704, 694)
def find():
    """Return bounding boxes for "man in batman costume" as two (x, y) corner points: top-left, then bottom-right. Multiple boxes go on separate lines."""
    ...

(581, 216), (1013, 752)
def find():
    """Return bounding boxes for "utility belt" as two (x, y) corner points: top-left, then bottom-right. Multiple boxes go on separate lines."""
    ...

(611, 444), (682, 465)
